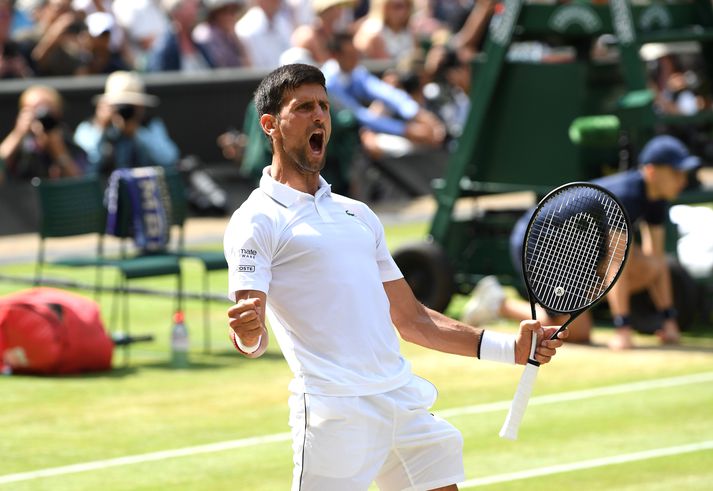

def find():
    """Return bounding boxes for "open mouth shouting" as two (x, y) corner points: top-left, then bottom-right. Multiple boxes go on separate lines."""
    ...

(309, 130), (325, 157)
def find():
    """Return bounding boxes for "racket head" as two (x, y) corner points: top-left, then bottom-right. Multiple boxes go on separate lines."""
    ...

(522, 182), (631, 315)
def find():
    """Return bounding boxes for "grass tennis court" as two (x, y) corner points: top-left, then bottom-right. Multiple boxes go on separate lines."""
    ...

(1, 220), (712, 490)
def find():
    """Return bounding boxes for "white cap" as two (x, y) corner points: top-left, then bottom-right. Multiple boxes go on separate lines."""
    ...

(86, 12), (115, 38)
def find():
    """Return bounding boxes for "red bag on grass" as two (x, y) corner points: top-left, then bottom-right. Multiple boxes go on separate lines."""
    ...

(0, 287), (113, 375)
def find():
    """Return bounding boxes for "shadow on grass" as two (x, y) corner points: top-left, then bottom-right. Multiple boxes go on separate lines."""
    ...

(124, 350), (286, 371)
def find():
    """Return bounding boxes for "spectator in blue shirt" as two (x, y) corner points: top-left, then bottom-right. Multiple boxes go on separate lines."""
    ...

(322, 30), (445, 159)
(74, 70), (179, 176)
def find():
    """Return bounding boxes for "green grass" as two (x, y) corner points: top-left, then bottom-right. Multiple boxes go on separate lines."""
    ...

(1, 220), (712, 490)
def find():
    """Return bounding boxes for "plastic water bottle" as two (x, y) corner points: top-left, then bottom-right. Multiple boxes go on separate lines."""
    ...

(170, 311), (189, 368)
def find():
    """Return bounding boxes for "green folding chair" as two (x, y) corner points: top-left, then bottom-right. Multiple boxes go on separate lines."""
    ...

(108, 171), (184, 364)
(32, 175), (108, 296)
(163, 170), (227, 353)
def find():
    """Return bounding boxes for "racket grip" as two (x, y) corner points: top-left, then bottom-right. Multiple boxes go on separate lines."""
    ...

(499, 362), (540, 440)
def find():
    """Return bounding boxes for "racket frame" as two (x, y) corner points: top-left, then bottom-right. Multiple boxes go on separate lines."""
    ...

(521, 181), (632, 343)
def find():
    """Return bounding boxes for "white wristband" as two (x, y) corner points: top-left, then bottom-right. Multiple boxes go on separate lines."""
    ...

(478, 330), (515, 364)
(233, 332), (262, 354)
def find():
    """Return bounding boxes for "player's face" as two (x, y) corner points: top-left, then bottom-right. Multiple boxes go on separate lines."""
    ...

(653, 165), (689, 200)
(274, 84), (331, 175)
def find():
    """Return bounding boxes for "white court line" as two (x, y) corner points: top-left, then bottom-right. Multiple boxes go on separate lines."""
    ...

(0, 433), (291, 486)
(1, 371), (712, 485)
(461, 440), (713, 488)
(437, 370), (713, 418)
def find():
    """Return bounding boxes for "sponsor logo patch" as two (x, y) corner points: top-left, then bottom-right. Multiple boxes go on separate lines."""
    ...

(238, 265), (255, 273)
(240, 248), (257, 259)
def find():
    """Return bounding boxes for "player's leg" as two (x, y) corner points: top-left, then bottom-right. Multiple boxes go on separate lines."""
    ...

(606, 245), (663, 349)
(288, 392), (390, 491)
(375, 377), (465, 491)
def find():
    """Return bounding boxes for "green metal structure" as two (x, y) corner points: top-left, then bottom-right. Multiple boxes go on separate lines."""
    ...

(395, 0), (713, 312)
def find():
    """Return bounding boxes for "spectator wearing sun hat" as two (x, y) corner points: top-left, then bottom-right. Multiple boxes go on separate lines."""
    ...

(73, 70), (179, 176)
(192, 0), (250, 68)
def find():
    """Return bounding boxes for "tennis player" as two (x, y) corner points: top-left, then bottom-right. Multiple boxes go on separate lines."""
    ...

(224, 63), (566, 491)
(464, 135), (701, 350)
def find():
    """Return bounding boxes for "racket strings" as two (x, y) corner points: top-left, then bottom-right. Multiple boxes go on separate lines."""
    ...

(529, 194), (606, 310)
(530, 196), (611, 306)
(528, 211), (603, 310)
(525, 186), (629, 313)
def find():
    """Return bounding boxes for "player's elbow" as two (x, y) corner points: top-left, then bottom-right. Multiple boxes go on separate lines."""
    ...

(393, 311), (432, 346)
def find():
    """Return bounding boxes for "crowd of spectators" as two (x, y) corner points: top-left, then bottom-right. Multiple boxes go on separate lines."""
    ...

(0, 0), (482, 187)
(1, 0), (711, 192)
(0, 0), (483, 101)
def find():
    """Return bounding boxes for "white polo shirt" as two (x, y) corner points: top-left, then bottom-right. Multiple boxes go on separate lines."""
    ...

(224, 167), (412, 396)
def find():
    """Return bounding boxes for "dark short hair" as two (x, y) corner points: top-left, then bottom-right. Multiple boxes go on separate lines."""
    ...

(254, 64), (327, 117)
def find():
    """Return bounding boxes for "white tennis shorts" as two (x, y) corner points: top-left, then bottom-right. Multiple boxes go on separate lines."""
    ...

(288, 376), (465, 491)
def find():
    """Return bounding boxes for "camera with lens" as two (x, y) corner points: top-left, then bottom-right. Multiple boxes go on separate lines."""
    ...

(34, 105), (60, 132)
(114, 104), (137, 121)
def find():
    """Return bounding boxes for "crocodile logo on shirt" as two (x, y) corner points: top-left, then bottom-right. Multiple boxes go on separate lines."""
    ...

(345, 210), (355, 217)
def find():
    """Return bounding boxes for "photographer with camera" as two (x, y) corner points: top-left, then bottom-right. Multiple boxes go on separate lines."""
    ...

(73, 70), (180, 176)
(0, 84), (85, 183)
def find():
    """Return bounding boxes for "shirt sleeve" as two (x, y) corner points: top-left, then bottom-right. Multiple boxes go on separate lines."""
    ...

(328, 74), (408, 136)
(136, 119), (180, 168)
(360, 203), (403, 282)
(223, 205), (274, 301)
(358, 67), (420, 120)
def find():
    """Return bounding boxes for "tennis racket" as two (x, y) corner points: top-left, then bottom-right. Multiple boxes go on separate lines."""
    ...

(499, 182), (631, 440)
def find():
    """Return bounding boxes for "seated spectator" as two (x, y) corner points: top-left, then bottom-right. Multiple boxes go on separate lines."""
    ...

(323, 31), (445, 159)
(112, 0), (169, 70)
(235, 0), (293, 69)
(146, 0), (213, 72)
(73, 0), (135, 68)
(192, 0), (250, 68)
(74, 71), (179, 176)
(290, 0), (354, 65)
(0, 0), (33, 78)
(14, 0), (90, 76)
(353, 0), (417, 64)
(0, 84), (85, 183)
(82, 11), (129, 73)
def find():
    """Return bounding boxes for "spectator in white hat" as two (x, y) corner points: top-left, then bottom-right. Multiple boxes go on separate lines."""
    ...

(74, 70), (179, 175)
(82, 10), (129, 73)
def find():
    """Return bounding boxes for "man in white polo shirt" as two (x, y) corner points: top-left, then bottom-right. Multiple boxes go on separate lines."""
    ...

(224, 63), (567, 491)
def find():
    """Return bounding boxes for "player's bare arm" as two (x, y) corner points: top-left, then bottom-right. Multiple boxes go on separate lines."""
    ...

(227, 290), (269, 358)
(383, 278), (565, 365)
